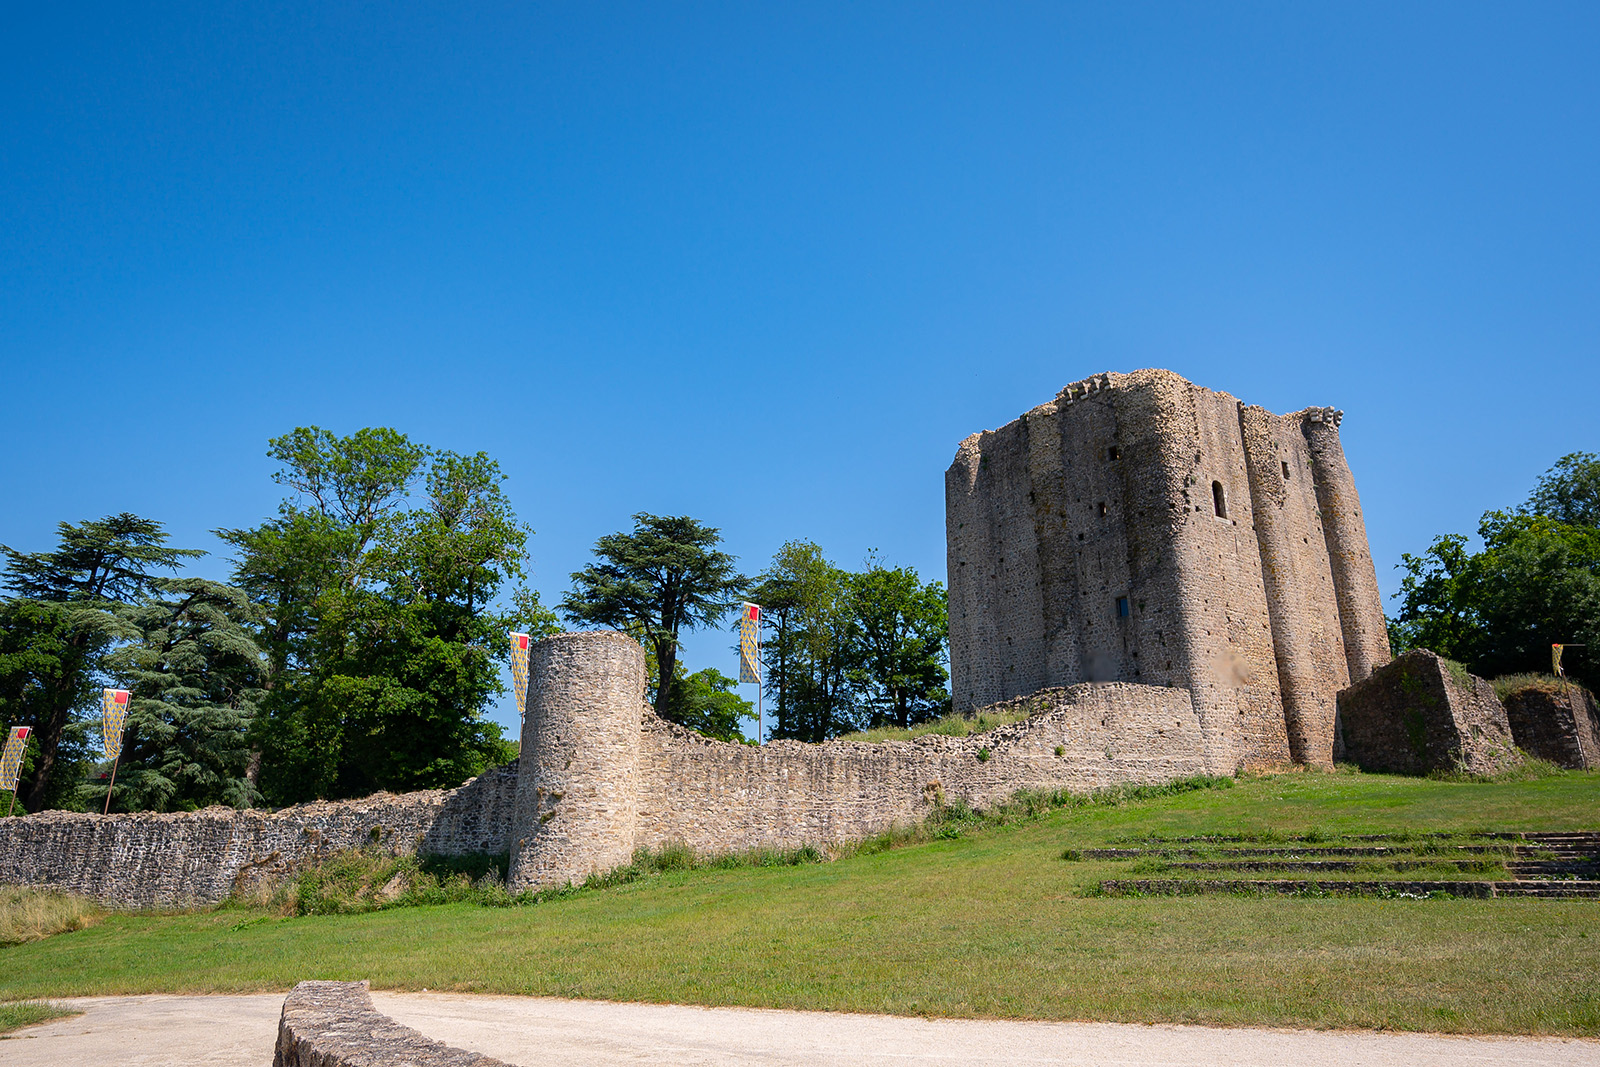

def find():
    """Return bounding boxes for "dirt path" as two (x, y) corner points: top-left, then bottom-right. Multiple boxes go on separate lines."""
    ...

(2, 992), (1595, 1066)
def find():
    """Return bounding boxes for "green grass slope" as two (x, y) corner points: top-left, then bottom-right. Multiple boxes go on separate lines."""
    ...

(2, 769), (1597, 1035)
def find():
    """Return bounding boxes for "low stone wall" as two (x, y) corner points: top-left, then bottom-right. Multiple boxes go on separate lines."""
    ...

(1336, 650), (1521, 776)
(275, 980), (512, 1067)
(0, 763), (519, 908)
(0, 634), (1213, 904)
(633, 682), (1206, 856)
(1502, 682), (1600, 770)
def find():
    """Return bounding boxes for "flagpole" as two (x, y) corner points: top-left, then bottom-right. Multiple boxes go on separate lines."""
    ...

(103, 753), (120, 815)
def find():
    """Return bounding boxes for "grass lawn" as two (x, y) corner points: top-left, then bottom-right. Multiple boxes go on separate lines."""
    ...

(2, 769), (1597, 1036)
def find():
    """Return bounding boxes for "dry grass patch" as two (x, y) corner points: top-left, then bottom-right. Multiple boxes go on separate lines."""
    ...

(0, 886), (102, 946)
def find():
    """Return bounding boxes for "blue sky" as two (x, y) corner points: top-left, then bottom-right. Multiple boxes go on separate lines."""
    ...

(3, 3), (1597, 738)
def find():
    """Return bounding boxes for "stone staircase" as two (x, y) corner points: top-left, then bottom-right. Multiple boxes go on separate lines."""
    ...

(1090, 831), (1600, 899)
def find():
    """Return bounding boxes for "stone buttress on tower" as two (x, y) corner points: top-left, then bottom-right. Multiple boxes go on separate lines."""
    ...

(944, 368), (1390, 772)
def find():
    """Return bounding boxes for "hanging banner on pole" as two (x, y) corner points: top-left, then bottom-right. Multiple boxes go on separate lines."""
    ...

(509, 633), (532, 724)
(1553, 643), (1566, 679)
(102, 689), (130, 761)
(739, 603), (761, 684)
(0, 727), (31, 793)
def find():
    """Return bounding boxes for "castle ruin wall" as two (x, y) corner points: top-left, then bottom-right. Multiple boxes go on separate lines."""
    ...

(0, 633), (1210, 905)
(633, 681), (1205, 860)
(0, 764), (519, 909)
(508, 631), (646, 893)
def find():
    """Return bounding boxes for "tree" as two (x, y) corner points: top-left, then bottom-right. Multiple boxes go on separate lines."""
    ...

(0, 515), (200, 810)
(751, 542), (857, 742)
(97, 578), (268, 811)
(669, 667), (754, 742)
(561, 514), (746, 720)
(845, 559), (949, 730)
(1525, 451), (1600, 528)
(1392, 454), (1600, 689)
(221, 427), (546, 803)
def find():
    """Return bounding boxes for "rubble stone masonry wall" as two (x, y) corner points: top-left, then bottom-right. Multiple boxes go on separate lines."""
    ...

(0, 763), (519, 908)
(0, 633), (1210, 904)
(633, 681), (1206, 860)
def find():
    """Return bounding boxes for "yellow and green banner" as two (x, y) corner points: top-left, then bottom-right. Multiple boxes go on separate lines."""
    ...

(101, 688), (131, 761)
(0, 727), (31, 794)
(510, 633), (531, 724)
(739, 603), (761, 684)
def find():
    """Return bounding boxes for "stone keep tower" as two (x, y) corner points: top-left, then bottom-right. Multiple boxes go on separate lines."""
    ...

(945, 368), (1390, 772)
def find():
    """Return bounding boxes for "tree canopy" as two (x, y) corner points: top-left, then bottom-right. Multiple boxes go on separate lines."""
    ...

(561, 513), (747, 720)
(752, 542), (949, 741)
(220, 427), (548, 804)
(0, 514), (201, 810)
(1391, 453), (1600, 689)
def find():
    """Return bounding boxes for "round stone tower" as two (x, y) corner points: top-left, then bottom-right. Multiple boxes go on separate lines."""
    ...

(507, 630), (646, 892)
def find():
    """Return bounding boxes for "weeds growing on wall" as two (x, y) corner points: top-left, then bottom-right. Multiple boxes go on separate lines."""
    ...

(841, 705), (1037, 743)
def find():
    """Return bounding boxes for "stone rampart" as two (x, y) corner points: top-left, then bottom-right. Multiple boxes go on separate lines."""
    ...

(275, 980), (512, 1067)
(508, 631), (646, 892)
(0, 762), (518, 908)
(632, 682), (1206, 858)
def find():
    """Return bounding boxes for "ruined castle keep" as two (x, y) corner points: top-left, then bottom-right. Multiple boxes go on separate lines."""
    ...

(946, 368), (1391, 772)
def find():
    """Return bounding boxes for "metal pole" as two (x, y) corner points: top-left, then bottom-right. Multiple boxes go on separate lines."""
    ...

(758, 677), (764, 746)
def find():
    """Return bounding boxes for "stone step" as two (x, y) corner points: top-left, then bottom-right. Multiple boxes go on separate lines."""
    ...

(1163, 860), (1502, 873)
(1098, 879), (1600, 900)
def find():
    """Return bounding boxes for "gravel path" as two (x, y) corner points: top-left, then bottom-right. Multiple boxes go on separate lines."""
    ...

(2, 991), (1596, 1066)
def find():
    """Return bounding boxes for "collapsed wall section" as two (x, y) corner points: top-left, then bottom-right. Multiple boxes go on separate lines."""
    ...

(1337, 650), (1521, 776)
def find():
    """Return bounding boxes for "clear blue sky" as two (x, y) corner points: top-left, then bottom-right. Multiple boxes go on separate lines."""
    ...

(4, 3), (1597, 738)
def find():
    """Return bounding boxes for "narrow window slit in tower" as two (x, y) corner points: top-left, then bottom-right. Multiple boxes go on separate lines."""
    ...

(1281, 460), (1291, 479)
(1098, 502), (1108, 517)
(1107, 446), (1120, 460)
(1212, 481), (1227, 518)
(1115, 597), (1130, 618)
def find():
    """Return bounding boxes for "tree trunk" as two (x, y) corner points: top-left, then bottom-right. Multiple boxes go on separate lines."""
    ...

(655, 638), (677, 714)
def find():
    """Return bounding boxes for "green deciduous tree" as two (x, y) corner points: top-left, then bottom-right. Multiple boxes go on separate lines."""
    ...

(845, 558), (949, 730)
(1525, 451), (1600, 528)
(1392, 454), (1600, 689)
(221, 427), (547, 803)
(669, 666), (754, 742)
(97, 578), (268, 812)
(752, 542), (949, 742)
(561, 514), (746, 720)
(750, 541), (853, 742)
(0, 515), (200, 810)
